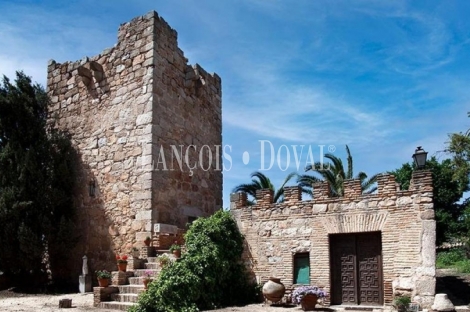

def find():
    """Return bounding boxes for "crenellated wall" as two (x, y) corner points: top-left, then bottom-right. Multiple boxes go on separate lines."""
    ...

(47, 11), (222, 273)
(231, 171), (435, 308)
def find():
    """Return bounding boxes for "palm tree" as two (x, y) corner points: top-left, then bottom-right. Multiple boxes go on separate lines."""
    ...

(298, 145), (378, 197)
(232, 171), (297, 204)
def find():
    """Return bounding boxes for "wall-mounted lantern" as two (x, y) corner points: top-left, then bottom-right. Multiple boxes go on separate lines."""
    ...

(412, 146), (428, 169)
(89, 179), (96, 197)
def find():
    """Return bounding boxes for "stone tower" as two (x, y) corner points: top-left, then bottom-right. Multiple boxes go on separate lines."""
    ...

(46, 11), (222, 269)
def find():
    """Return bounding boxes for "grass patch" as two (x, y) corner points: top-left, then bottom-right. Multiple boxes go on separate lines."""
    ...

(436, 248), (470, 273)
(455, 260), (470, 273)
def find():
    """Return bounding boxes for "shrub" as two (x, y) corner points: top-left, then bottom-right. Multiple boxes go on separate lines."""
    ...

(393, 295), (411, 311)
(130, 211), (258, 312)
(169, 244), (181, 252)
(455, 259), (470, 273)
(436, 249), (466, 268)
(157, 254), (171, 267)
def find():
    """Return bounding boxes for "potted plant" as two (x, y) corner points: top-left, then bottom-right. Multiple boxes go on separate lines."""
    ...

(116, 254), (128, 272)
(96, 270), (111, 287)
(130, 247), (139, 259)
(169, 243), (181, 258)
(292, 285), (327, 311)
(143, 269), (154, 289)
(144, 236), (152, 246)
(393, 295), (411, 312)
(158, 254), (171, 267)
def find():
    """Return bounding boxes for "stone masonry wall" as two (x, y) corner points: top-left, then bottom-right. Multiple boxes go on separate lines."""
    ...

(231, 171), (435, 308)
(47, 11), (222, 273)
(148, 12), (222, 236)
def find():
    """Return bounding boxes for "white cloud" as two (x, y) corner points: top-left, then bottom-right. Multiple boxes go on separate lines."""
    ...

(223, 62), (388, 144)
(0, 3), (116, 85)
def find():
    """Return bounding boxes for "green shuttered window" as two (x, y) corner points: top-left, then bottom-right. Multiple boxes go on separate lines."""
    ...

(294, 253), (310, 284)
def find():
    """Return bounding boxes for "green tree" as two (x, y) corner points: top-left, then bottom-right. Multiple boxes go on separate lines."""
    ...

(299, 145), (378, 197)
(232, 171), (297, 204)
(130, 211), (258, 312)
(389, 157), (468, 245)
(447, 113), (470, 193)
(0, 72), (77, 287)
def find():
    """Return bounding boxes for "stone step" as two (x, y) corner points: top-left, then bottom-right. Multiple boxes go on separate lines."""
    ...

(111, 270), (135, 277)
(148, 252), (177, 261)
(116, 284), (145, 294)
(147, 257), (159, 263)
(98, 301), (135, 311)
(133, 268), (160, 277)
(331, 306), (387, 312)
(111, 293), (139, 303)
(155, 249), (171, 255)
(144, 262), (160, 269)
(128, 276), (156, 285)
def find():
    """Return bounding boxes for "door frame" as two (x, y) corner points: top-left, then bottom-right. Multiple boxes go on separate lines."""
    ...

(329, 232), (384, 306)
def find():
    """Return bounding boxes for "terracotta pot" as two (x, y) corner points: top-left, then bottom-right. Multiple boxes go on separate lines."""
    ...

(262, 277), (285, 303)
(301, 294), (318, 311)
(97, 278), (109, 287)
(117, 262), (127, 272)
(143, 278), (151, 289)
(172, 249), (181, 258)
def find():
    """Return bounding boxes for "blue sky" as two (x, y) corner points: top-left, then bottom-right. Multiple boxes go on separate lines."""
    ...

(1, 0), (470, 207)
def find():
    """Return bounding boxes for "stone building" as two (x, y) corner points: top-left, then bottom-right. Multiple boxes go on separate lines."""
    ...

(231, 171), (435, 308)
(46, 11), (222, 271)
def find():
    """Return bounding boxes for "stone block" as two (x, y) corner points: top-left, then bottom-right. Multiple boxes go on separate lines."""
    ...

(136, 231), (152, 242)
(420, 210), (434, 220)
(59, 299), (72, 308)
(431, 294), (455, 311)
(422, 220), (436, 267)
(415, 276), (435, 296)
(79, 275), (92, 293)
(93, 286), (119, 306)
(111, 271), (131, 285)
(135, 210), (152, 221)
(396, 196), (412, 205)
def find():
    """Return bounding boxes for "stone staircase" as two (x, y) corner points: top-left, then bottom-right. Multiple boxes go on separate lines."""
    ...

(95, 254), (172, 311)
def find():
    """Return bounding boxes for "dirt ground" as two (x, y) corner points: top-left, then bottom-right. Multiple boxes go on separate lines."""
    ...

(0, 289), (309, 312)
(0, 269), (468, 312)
(0, 291), (118, 312)
(0, 289), (306, 312)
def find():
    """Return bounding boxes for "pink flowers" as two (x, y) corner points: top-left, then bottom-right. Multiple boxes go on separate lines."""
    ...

(144, 269), (154, 278)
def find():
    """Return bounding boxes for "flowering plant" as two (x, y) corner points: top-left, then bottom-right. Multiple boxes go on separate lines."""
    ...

(144, 270), (154, 280)
(291, 286), (327, 304)
(95, 270), (111, 279)
(116, 254), (128, 264)
(158, 254), (171, 267)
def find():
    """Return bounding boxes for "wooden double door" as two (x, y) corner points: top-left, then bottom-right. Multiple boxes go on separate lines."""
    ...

(330, 232), (383, 306)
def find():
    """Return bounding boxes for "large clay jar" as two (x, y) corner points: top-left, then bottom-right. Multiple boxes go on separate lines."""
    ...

(262, 277), (285, 303)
